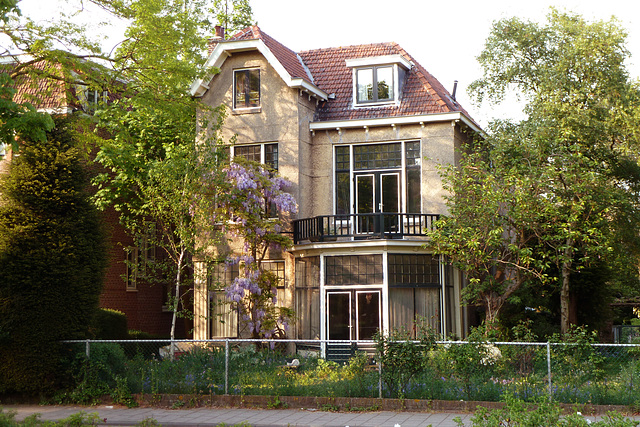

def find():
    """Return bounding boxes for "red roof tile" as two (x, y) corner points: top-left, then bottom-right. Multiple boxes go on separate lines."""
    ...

(228, 27), (476, 124)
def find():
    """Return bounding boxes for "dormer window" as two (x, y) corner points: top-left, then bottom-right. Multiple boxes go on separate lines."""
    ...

(356, 66), (393, 104)
(234, 68), (260, 110)
(347, 55), (412, 107)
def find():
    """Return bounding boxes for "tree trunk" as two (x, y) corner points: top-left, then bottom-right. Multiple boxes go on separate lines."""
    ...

(170, 250), (185, 360)
(560, 239), (574, 335)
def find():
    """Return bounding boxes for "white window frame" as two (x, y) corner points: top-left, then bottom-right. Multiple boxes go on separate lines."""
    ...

(233, 67), (261, 111)
(346, 55), (411, 108)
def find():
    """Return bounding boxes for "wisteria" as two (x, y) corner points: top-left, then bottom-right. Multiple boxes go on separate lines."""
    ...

(217, 158), (297, 340)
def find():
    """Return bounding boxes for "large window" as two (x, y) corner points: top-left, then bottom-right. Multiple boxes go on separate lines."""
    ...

(325, 255), (383, 286)
(356, 66), (394, 104)
(388, 253), (441, 336)
(234, 143), (278, 171)
(208, 263), (240, 338)
(234, 69), (260, 109)
(334, 141), (421, 216)
(295, 257), (320, 340)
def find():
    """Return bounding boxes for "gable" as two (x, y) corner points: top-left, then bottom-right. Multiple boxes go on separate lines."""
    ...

(192, 26), (480, 133)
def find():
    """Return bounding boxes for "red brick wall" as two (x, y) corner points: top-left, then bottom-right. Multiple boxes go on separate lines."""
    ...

(98, 206), (192, 338)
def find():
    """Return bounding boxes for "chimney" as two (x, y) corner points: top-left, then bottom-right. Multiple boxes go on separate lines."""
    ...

(208, 26), (225, 55)
(451, 80), (458, 101)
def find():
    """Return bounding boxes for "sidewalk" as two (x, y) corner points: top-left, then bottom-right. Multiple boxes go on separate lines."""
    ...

(4, 404), (633, 427)
(4, 404), (474, 426)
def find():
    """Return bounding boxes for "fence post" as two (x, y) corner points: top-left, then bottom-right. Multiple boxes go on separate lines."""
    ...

(378, 362), (382, 399)
(85, 339), (90, 359)
(225, 339), (229, 395)
(547, 341), (552, 400)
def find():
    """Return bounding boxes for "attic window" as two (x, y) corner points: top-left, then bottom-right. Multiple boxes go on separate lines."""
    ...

(346, 55), (411, 107)
(234, 68), (260, 110)
(356, 66), (393, 104)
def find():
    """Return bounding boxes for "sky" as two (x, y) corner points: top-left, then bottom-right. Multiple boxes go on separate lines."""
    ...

(17, 0), (640, 127)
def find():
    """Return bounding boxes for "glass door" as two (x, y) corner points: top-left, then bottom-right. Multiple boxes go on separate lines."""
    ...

(327, 292), (352, 340)
(356, 290), (381, 339)
(380, 173), (400, 233)
(327, 290), (381, 340)
(355, 174), (375, 234)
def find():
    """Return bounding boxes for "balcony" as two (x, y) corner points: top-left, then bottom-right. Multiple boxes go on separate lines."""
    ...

(293, 213), (439, 244)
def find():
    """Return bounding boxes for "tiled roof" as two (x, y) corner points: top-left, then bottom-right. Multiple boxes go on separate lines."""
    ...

(230, 26), (311, 81)
(10, 62), (72, 112)
(228, 26), (475, 124)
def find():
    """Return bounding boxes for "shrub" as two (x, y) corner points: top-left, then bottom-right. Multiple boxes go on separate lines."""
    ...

(374, 321), (437, 398)
(0, 118), (107, 395)
(91, 308), (128, 340)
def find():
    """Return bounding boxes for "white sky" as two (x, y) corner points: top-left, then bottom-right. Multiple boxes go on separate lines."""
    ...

(17, 0), (640, 127)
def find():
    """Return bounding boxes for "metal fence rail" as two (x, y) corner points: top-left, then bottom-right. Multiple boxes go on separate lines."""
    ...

(61, 338), (640, 405)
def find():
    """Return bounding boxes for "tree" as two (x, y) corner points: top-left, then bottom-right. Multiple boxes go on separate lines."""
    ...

(432, 10), (640, 333)
(214, 158), (297, 340)
(91, 0), (254, 341)
(0, 118), (107, 394)
(428, 130), (550, 327)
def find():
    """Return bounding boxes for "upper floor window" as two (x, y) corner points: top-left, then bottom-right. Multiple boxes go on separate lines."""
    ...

(346, 55), (411, 107)
(334, 141), (421, 217)
(234, 68), (260, 110)
(356, 66), (394, 104)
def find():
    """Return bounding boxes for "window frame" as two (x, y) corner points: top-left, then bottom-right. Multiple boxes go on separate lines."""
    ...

(355, 65), (395, 105)
(233, 68), (261, 110)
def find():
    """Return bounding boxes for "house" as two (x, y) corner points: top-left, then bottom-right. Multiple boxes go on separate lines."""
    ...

(0, 59), (185, 337)
(190, 26), (481, 345)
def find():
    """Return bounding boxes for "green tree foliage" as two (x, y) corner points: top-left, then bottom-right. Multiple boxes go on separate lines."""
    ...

(91, 0), (253, 342)
(0, 119), (107, 394)
(432, 10), (640, 333)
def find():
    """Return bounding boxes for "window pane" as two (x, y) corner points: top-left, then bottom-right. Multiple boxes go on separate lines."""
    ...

(234, 71), (246, 107)
(325, 255), (383, 286)
(354, 143), (402, 170)
(388, 254), (440, 286)
(234, 145), (261, 162)
(357, 68), (373, 102)
(405, 141), (421, 166)
(335, 146), (350, 171)
(234, 69), (260, 108)
(248, 69), (260, 107)
(407, 168), (421, 213)
(296, 288), (319, 339)
(336, 172), (350, 215)
(264, 143), (278, 170)
(262, 260), (285, 288)
(376, 66), (393, 100)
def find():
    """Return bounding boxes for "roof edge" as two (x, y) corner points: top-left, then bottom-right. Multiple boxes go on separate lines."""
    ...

(309, 112), (483, 134)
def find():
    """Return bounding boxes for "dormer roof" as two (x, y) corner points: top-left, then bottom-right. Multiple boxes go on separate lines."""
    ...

(192, 26), (479, 132)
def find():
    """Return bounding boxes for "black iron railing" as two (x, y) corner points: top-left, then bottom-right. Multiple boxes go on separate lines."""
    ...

(292, 213), (439, 244)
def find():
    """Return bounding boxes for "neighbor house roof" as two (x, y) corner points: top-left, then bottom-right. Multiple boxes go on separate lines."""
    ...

(194, 26), (479, 131)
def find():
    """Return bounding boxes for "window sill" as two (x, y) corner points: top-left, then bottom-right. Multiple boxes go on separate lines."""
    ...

(126, 288), (138, 292)
(352, 100), (399, 108)
(232, 106), (261, 115)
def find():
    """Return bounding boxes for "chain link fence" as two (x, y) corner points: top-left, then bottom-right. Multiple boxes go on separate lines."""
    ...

(61, 339), (640, 405)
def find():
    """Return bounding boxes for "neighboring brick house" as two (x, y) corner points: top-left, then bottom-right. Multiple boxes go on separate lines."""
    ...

(0, 61), (185, 337)
(190, 26), (481, 347)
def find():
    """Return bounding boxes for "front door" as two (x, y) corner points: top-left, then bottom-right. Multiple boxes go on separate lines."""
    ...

(327, 290), (381, 340)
